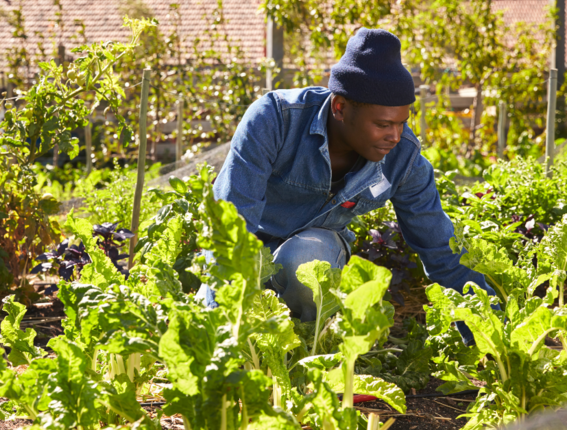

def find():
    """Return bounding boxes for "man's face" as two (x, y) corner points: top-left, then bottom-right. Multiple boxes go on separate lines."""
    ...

(331, 96), (411, 162)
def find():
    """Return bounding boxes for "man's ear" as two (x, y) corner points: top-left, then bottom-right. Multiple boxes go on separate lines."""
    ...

(331, 94), (347, 121)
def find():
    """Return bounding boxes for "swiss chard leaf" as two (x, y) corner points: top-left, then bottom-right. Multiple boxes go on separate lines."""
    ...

(296, 260), (341, 356)
(0, 295), (46, 366)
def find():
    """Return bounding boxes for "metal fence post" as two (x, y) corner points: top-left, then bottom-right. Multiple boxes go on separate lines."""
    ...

(546, 68), (558, 178)
(419, 85), (428, 145)
(497, 101), (507, 159)
(129, 68), (151, 269)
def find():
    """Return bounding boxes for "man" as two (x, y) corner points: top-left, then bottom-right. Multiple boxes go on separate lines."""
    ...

(206, 28), (496, 345)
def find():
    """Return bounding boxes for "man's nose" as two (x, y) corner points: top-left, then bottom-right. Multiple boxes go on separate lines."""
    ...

(386, 124), (402, 143)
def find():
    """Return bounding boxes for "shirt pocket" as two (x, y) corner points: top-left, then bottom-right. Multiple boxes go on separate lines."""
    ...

(351, 197), (388, 216)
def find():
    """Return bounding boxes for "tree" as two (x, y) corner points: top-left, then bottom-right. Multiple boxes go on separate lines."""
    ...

(261, 0), (555, 159)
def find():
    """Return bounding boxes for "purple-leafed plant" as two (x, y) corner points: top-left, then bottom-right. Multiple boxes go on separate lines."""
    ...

(31, 222), (134, 283)
(31, 239), (91, 282)
(92, 222), (134, 277)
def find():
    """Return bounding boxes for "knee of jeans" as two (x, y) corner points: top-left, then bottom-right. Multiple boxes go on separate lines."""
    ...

(273, 228), (346, 284)
(271, 229), (346, 321)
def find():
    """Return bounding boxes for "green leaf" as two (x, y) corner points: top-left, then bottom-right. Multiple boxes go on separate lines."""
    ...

(169, 176), (188, 194)
(159, 303), (219, 396)
(0, 295), (46, 366)
(324, 368), (406, 414)
(510, 307), (567, 356)
(296, 260), (341, 355)
(260, 246), (282, 284)
(343, 276), (390, 321)
(248, 413), (300, 429)
(298, 352), (343, 371)
(340, 255), (388, 294)
(65, 210), (125, 289)
(101, 373), (146, 423)
(0, 352), (56, 420)
(248, 290), (302, 404)
(38, 337), (101, 429)
(38, 194), (61, 215)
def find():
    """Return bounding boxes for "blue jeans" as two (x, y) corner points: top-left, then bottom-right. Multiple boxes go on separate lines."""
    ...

(196, 228), (349, 321)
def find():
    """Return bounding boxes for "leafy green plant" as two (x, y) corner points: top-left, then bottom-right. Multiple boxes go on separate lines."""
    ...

(296, 258), (405, 412)
(425, 214), (567, 429)
(79, 159), (162, 231)
(0, 17), (156, 302)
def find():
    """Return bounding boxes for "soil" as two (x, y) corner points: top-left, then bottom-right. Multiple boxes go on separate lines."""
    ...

(356, 377), (475, 430)
(19, 296), (65, 350)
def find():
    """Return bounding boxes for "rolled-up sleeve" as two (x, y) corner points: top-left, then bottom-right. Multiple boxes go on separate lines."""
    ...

(390, 154), (492, 295)
(213, 94), (283, 233)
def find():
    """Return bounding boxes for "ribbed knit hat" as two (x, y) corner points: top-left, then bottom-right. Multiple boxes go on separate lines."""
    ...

(328, 28), (416, 106)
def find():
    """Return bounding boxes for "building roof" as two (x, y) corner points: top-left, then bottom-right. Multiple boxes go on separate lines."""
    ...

(0, 0), (265, 73)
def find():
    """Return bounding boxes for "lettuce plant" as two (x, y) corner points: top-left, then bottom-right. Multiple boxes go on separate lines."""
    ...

(426, 281), (567, 429)
(296, 258), (406, 415)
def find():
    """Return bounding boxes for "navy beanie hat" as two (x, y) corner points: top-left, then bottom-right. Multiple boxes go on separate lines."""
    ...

(328, 28), (415, 106)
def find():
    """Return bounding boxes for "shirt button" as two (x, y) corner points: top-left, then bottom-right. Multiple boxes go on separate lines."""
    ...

(332, 199), (337, 204)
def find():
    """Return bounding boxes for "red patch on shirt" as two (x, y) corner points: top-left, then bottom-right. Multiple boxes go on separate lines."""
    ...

(341, 201), (356, 209)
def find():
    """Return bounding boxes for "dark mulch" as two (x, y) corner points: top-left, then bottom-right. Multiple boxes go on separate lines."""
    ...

(357, 377), (475, 430)
(22, 296), (65, 350)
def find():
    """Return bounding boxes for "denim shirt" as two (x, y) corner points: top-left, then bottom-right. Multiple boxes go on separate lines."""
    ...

(213, 86), (492, 296)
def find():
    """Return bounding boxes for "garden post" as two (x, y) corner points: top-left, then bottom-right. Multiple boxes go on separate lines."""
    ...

(129, 68), (151, 269)
(266, 17), (284, 90)
(419, 85), (428, 145)
(546, 68), (558, 178)
(497, 101), (507, 159)
(176, 95), (183, 166)
(85, 115), (92, 175)
(6, 79), (13, 100)
(53, 45), (66, 168)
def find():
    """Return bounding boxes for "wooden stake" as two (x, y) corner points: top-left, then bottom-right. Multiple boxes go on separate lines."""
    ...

(129, 68), (151, 269)
(85, 115), (92, 175)
(176, 95), (183, 166)
(53, 45), (66, 168)
(419, 85), (428, 145)
(546, 68), (558, 178)
(497, 100), (507, 159)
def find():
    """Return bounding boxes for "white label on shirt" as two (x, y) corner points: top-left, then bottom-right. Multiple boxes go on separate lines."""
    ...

(370, 178), (391, 198)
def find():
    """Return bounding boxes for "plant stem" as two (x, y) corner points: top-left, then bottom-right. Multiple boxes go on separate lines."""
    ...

(295, 402), (312, 423)
(181, 415), (191, 430)
(247, 338), (260, 370)
(221, 394), (228, 430)
(380, 418), (396, 430)
(367, 413), (380, 430)
(272, 372), (281, 408)
(91, 347), (99, 372)
(182, 415), (192, 430)
(342, 359), (355, 409)
(240, 387), (248, 430)
(559, 274), (564, 307)
(364, 348), (403, 356)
